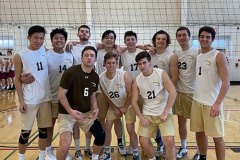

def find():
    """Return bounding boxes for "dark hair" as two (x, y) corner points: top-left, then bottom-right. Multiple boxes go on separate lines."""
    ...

(124, 31), (137, 40)
(176, 27), (191, 37)
(78, 25), (90, 33)
(28, 25), (46, 37)
(102, 30), (116, 40)
(50, 28), (68, 41)
(135, 51), (151, 63)
(198, 26), (216, 40)
(81, 46), (97, 57)
(104, 52), (118, 64)
(152, 30), (171, 47)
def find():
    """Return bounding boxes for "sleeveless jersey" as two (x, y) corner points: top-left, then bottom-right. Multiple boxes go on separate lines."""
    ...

(193, 49), (222, 106)
(19, 46), (51, 104)
(136, 68), (170, 116)
(175, 46), (198, 93)
(47, 49), (73, 103)
(71, 42), (96, 65)
(121, 48), (142, 80)
(100, 69), (127, 107)
(151, 50), (173, 74)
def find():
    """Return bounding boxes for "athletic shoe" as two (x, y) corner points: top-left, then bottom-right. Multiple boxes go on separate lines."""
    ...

(177, 147), (188, 159)
(192, 153), (200, 160)
(75, 150), (83, 160)
(133, 153), (139, 160)
(84, 149), (92, 158)
(66, 152), (72, 160)
(45, 149), (56, 160)
(99, 152), (111, 160)
(155, 145), (164, 157)
(118, 143), (127, 155)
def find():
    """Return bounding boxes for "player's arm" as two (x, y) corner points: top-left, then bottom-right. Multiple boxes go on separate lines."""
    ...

(96, 42), (123, 55)
(120, 72), (133, 114)
(136, 44), (156, 54)
(210, 52), (230, 117)
(14, 53), (26, 113)
(131, 80), (143, 119)
(89, 92), (99, 119)
(0, 58), (3, 73)
(169, 53), (179, 85)
(161, 71), (177, 120)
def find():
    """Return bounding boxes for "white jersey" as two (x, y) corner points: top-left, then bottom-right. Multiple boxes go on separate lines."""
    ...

(71, 42), (96, 65)
(19, 46), (51, 104)
(47, 49), (73, 103)
(136, 68), (170, 116)
(100, 69), (127, 107)
(121, 48), (142, 80)
(151, 50), (173, 74)
(95, 48), (118, 75)
(175, 47), (198, 93)
(193, 49), (222, 106)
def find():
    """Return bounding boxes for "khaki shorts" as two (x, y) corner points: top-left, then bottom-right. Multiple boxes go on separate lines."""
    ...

(137, 114), (175, 138)
(106, 105), (136, 123)
(51, 103), (59, 119)
(173, 92), (193, 119)
(190, 100), (224, 137)
(21, 101), (52, 130)
(97, 93), (109, 119)
(58, 112), (95, 135)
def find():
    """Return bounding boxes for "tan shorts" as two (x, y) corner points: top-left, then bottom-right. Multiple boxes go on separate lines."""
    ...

(97, 93), (109, 119)
(190, 100), (224, 137)
(58, 112), (94, 135)
(173, 92), (193, 119)
(21, 101), (52, 130)
(51, 103), (59, 119)
(106, 105), (136, 123)
(137, 114), (175, 138)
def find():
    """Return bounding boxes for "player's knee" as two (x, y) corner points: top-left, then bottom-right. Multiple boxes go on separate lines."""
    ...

(19, 130), (31, 144)
(90, 120), (106, 146)
(38, 128), (47, 139)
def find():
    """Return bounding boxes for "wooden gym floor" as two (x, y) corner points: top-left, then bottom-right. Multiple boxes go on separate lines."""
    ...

(0, 85), (239, 160)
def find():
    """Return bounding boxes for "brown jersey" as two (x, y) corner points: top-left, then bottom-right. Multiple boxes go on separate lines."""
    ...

(58, 64), (99, 114)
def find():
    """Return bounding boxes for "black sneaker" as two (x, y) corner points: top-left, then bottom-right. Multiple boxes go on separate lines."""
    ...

(84, 149), (92, 158)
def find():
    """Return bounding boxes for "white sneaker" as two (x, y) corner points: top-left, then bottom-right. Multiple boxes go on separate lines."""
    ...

(118, 143), (127, 155)
(45, 149), (56, 160)
(127, 145), (133, 154)
(155, 145), (164, 157)
(66, 152), (72, 160)
(99, 152), (111, 160)
(192, 153), (200, 160)
(75, 150), (83, 160)
(177, 147), (188, 159)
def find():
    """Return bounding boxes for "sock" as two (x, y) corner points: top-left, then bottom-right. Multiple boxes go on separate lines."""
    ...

(92, 153), (99, 160)
(149, 157), (156, 160)
(181, 139), (187, 149)
(85, 138), (91, 150)
(133, 148), (139, 156)
(196, 147), (200, 154)
(46, 146), (52, 151)
(74, 139), (81, 151)
(18, 153), (25, 160)
(38, 150), (45, 160)
(200, 155), (207, 160)
(118, 138), (123, 145)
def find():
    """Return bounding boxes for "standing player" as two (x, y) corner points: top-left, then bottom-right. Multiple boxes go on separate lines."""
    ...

(151, 30), (179, 156)
(99, 52), (139, 160)
(173, 27), (200, 159)
(45, 28), (74, 160)
(131, 51), (177, 160)
(190, 26), (229, 160)
(14, 25), (52, 160)
(56, 46), (105, 160)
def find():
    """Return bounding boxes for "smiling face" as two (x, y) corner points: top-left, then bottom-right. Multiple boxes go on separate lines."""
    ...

(155, 34), (168, 49)
(102, 33), (116, 48)
(51, 33), (66, 51)
(105, 57), (118, 74)
(28, 32), (45, 50)
(124, 35), (137, 49)
(198, 31), (214, 50)
(176, 30), (190, 47)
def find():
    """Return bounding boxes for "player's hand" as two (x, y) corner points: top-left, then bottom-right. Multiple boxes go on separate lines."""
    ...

(159, 112), (168, 122)
(88, 108), (99, 120)
(140, 117), (151, 127)
(65, 41), (74, 52)
(19, 102), (27, 113)
(113, 107), (122, 116)
(70, 110), (86, 120)
(20, 73), (35, 84)
(119, 106), (128, 114)
(148, 46), (156, 54)
(210, 104), (220, 118)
